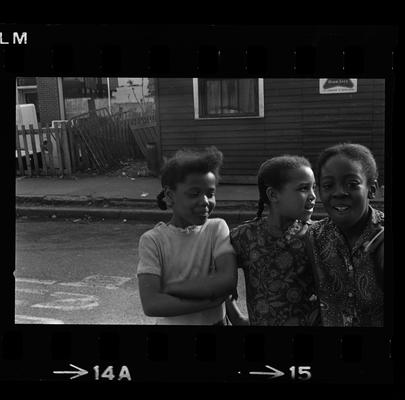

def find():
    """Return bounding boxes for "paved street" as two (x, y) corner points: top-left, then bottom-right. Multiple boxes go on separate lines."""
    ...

(15, 217), (247, 324)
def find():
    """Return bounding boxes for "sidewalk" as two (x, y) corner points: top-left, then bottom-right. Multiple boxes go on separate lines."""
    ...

(15, 175), (259, 203)
(15, 175), (261, 223)
(16, 175), (384, 224)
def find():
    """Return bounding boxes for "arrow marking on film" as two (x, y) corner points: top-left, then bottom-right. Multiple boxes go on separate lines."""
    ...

(53, 364), (88, 380)
(248, 365), (285, 379)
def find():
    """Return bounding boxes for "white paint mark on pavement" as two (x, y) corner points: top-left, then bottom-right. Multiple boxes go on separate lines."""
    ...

(15, 315), (64, 324)
(16, 287), (48, 295)
(31, 292), (99, 311)
(15, 278), (57, 285)
(59, 275), (132, 290)
(58, 282), (86, 288)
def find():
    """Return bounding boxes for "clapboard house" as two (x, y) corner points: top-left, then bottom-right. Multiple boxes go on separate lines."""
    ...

(155, 78), (385, 185)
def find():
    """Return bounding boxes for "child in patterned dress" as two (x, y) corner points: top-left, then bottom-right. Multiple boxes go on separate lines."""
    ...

(307, 143), (384, 327)
(227, 155), (321, 326)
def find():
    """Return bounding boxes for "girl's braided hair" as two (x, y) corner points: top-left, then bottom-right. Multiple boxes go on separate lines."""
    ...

(256, 155), (312, 218)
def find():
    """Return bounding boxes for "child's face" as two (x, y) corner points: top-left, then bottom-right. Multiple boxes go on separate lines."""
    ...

(168, 172), (216, 228)
(272, 166), (316, 222)
(319, 155), (375, 231)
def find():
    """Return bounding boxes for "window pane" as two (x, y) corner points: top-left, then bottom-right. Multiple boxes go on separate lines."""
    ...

(221, 80), (238, 114)
(16, 77), (37, 86)
(198, 78), (259, 118)
(62, 77), (84, 98)
(239, 79), (256, 113)
(86, 77), (97, 90)
(206, 80), (221, 115)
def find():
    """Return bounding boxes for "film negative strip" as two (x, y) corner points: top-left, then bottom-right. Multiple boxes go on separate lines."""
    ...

(1, 23), (397, 384)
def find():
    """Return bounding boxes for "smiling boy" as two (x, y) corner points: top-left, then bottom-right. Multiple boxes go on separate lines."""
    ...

(307, 143), (384, 327)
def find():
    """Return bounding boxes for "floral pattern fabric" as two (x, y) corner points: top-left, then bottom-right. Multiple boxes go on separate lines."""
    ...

(230, 217), (321, 326)
(307, 207), (384, 327)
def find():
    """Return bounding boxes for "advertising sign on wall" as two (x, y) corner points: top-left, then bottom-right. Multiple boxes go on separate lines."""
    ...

(319, 79), (358, 94)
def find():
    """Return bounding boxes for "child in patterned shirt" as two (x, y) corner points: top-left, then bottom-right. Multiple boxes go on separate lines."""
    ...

(307, 143), (384, 327)
(227, 155), (321, 326)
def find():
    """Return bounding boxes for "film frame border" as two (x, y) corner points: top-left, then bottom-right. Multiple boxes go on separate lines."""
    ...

(1, 23), (397, 384)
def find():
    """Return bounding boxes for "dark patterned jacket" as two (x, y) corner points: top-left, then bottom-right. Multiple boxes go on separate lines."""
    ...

(230, 217), (321, 326)
(307, 207), (384, 327)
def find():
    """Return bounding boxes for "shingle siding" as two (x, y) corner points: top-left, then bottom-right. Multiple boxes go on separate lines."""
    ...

(157, 78), (385, 184)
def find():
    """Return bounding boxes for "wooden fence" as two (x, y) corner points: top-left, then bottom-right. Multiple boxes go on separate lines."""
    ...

(67, 117), (143, 173)
(16, 113), (159, 177)
(16, 124), (72, 177)
(128, 122), (160, 159)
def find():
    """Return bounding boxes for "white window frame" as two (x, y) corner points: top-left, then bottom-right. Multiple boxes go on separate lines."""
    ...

(193, 78), (264, 120)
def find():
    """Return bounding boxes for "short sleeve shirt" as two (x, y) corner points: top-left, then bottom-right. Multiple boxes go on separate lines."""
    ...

(307, 207), (384, 327)
(137, 218), (235, 325)
(230, 217), (320, 326)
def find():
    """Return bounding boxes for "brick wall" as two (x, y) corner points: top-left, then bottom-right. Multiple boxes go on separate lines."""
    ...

(37, 77), (61, 125)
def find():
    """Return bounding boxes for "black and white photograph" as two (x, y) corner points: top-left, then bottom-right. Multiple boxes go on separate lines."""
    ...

(15, 76), (385, 327)
(1, 23), (396, 384)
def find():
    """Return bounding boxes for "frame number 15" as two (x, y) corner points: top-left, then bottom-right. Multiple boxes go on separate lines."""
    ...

(289, 366), (312, 380)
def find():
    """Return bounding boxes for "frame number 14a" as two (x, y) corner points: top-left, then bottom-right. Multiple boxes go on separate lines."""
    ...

(94, 365), (131, 381)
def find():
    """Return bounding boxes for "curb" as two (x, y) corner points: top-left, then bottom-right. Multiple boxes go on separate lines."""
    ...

(16, 204), (328, 224)
(15, 195), (259, 210)
(16, 195), (385, 210)
(16, 195), (383, 224)
(15, 205), (259, 224)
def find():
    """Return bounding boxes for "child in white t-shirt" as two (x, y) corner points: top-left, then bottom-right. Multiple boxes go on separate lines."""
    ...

(137, 146), (237, 325)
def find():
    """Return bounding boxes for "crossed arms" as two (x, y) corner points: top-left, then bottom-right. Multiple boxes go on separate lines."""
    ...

(138, 253), (237, 317)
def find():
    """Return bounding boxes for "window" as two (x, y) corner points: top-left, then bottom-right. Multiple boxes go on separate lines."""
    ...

(16, 77), (37, 87)
(193, 78), (264, 119)
(62, 77), (110, 99)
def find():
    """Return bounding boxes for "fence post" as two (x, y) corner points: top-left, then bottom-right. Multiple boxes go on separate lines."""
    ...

(15, 126), (25, 176)
(28, 124), (40, 175)
(61, 124), (72, 176)
(45, 126), (56, 176)
(54, 126), (64, 177)
(37, 123), (48, 176)
(66, 125), (76, 174)
(21, 125), (32, 177)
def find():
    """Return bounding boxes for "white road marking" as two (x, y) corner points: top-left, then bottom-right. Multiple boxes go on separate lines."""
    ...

(58, 282), (86, 288)
(15, 275), (130, 314)
(31, 291), (99, 311)
(15, 278), (57, 285)
(16, 287), (48, 295)
(15, 315), (64, 324)
(52, 291), (97, 297)
(59, 275), (132, 290)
